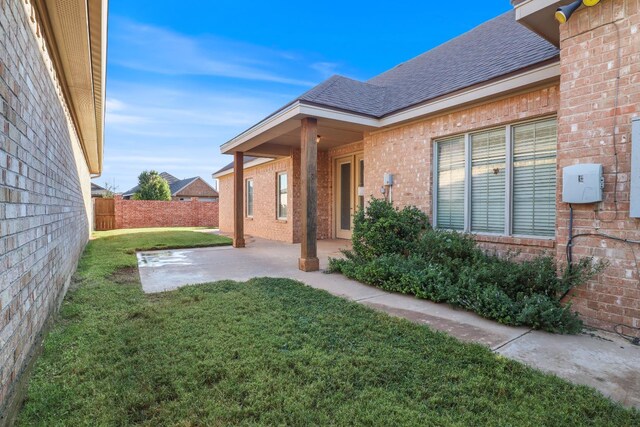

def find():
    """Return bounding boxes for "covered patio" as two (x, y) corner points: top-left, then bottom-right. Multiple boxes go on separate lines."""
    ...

(220, 100), (378, 272)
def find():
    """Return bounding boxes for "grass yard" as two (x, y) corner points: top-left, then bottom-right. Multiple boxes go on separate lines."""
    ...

(16, 229), (639, 426)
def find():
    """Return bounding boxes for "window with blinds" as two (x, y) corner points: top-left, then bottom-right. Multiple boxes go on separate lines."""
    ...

(246, 179), (254, 217)
(436, 136), (465, 230)
(512, 119), (557, 237)
(471, 129), (506, 233)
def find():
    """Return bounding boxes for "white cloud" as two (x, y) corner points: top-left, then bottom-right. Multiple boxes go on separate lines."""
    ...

(110, 18), (321, 86)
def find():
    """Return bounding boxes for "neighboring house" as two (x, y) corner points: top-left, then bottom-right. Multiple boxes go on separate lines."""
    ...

(91, 182), (110, 198)
(214, 1), (640, 334)
(123, 172), (219, 201)
(0, 0), (107, 419)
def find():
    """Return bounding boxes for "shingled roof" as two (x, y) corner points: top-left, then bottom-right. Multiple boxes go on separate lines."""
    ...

(285, 10), (557, 118)
(216, 10), (559, 174)
(124, 174), (216, 197)
(213, 156), (259, 177)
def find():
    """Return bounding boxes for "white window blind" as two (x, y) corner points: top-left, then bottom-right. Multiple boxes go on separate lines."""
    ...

(471, 129), (506, 233)
(436, 136), (465, 230)
(512, 119), (557, 237)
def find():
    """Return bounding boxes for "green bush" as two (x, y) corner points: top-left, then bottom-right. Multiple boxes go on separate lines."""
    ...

(329, 199), (605, 333)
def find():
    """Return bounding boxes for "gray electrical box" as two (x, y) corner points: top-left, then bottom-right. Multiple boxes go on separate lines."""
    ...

(631, 118), (640, 217)
(383, 172), (394, 186)
(562, 164), (603, 204)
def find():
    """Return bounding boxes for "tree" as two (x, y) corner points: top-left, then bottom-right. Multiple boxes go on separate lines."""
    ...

(102, 182), (118, 199)
(133, 170), (171, 201)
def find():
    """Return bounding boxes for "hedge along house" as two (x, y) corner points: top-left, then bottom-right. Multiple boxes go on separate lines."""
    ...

(0, 0), (107, 418)
(214, 0), (639, 333)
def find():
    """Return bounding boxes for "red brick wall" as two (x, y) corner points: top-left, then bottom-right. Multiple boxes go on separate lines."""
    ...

(365, 84), (560, 259)
(556, 0), (640, 332)
(218, 157), (295, 243)
(114, 197), (219, 229)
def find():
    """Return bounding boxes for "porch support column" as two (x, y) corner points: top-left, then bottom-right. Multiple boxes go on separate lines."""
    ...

(299, 117), (319, 272)
(233, 151), (245, 248)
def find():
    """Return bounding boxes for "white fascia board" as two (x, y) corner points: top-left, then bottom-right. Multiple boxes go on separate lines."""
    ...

(514, 0), (560, 20)
(219, 62), (560, 154)
(212, 157), (274, 178)
(297, 104), (379, 128)
(379, 62), (560, 127)
(220, 102), (302, 154)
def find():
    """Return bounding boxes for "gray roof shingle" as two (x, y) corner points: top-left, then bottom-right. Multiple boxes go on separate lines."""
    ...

(289, 10), (558, 118)
(123, 175), (215, 197)
(213, 156), (258, 176)
(218, 11), (559, 174)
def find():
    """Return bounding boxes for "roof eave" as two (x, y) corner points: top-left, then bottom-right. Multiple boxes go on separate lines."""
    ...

(512, 0), (563, 46)
(219, 60), (561, 156)
(33, 0), (108, 175)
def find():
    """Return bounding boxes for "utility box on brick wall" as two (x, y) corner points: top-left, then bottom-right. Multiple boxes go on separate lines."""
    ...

(562, 163), (603, 204)
(631, 118), (640, 217)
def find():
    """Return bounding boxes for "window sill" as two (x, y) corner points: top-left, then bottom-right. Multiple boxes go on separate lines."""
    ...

(245, 217), (253, 221)
(472, 233), (556, 248)
(276, 219), (287, 223)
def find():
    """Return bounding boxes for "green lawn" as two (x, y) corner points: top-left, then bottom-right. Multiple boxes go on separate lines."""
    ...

(16, 229), (639, 426)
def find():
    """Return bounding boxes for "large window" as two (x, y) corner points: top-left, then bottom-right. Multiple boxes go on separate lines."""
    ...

(512, 120), (557, 237)
(435, 136), (465, 230)
(471, 129), (506, 233)
(434, 117), (556, 238)
(277, 172), (288, 220)
(246, 179), (254, 217)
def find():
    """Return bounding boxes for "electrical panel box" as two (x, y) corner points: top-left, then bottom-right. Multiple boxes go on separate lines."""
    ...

(631, 118), (640, 217)
(383, 173), (394, 186)
(562, 164), (603, 204)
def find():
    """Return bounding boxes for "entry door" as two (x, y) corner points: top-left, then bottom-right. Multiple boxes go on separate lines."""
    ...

(335, 154), (364, 239)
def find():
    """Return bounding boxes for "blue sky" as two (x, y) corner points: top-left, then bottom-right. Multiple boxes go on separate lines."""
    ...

(100, 1), (512, 193)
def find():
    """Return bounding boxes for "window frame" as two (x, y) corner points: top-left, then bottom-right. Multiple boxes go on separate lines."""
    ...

(276, 172), (288, 220)
(433, 116), (556, 240)
(245, 178), (254, 218)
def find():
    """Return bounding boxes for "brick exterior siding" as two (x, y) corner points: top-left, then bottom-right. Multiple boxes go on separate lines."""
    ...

(173, 177), (219, 200)
(555, 0), (640, 332)
(0, 0), (92, 413)
(218, 1), (639, 334)
(114, 197), (219, 229)
(363, 85), (560, 259)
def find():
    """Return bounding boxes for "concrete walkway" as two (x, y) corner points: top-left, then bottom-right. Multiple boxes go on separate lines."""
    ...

(137, 236), (640, 408)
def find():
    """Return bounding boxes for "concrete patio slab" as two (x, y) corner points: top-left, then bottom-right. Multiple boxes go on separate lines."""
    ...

(497, 330), (640, 408)
(137, 236), (640, 408)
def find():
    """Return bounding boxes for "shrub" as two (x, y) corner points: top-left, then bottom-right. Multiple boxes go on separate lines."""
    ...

(133, 170), (172, 201)
(329, 199), (604, 333)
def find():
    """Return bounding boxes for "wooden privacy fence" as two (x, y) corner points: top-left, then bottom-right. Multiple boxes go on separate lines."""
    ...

(94, 198), (115, 230)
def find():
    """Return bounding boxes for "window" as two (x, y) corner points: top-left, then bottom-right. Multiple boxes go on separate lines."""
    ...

(246, 179), (254, 217)
(277, 172), (287, 219)
(471, 129), (506, 233)
(512, 120), (557, 237)
(435, 136), (465, 230)
(434, 117), (557, 238)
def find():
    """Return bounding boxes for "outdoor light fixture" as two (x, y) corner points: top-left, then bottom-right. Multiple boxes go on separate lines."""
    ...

(316, 135), (322, 144)
(555, 0), (601, 24)
(555, 0), (582, 24)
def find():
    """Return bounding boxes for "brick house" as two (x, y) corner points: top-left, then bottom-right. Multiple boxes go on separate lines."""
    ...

(0, 0), (107, 417)
(123, 172), (219, 201)
(214, 1), (640, 333)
